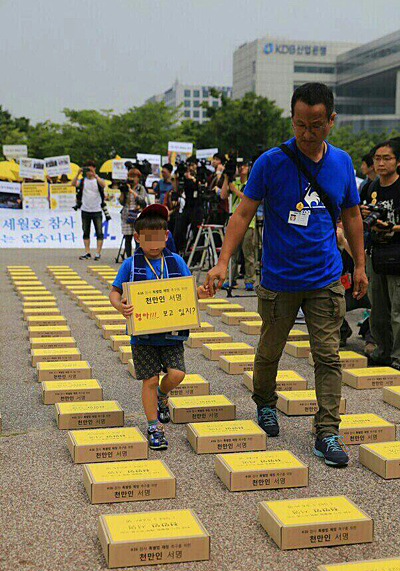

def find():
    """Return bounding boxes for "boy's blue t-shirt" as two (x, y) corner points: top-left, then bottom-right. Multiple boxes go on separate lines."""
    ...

(112, 252), (191, 346)
(244, 137), (360, 292)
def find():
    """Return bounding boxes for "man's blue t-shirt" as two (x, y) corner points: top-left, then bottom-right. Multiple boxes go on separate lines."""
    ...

(244, 137), (360, 292)
(112, 251), (191, 345)
(155, 179), (173, 204)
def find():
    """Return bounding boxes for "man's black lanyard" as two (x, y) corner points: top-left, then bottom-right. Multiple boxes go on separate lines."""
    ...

(295, 142), (326, 210)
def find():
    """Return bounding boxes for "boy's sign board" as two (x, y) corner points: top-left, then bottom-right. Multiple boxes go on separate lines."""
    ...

(123, 276), (200, 335)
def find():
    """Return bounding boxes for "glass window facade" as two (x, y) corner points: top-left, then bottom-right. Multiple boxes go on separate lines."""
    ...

(294, 64), (335, 74)
(184, 89), (191, 97)
(193, 90), (200, 97)
(193, 110), (200, 118)
(184, 110), (190, 118)
(193, 100), (200, 108)
(184, 100), (190, 107)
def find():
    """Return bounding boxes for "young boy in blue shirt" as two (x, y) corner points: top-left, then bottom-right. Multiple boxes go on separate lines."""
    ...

(110, 204), (211, 450)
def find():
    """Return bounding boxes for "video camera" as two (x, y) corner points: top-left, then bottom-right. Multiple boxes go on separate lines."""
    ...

(224, 154), (238, 183)
(124, 159), (153, 179)
(363, 202), (397, 232)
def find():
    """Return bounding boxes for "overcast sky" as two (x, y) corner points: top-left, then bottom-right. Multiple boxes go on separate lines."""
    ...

(1, 0), (400, 124)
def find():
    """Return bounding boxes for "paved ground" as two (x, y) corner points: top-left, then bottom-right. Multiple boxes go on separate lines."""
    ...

(1, 248), (400, 571)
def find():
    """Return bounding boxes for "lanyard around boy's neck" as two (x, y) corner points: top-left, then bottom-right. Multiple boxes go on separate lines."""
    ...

(144, 254), (164, 280)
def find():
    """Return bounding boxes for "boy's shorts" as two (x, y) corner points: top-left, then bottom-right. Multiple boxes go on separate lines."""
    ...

(131, 343), (186, 380)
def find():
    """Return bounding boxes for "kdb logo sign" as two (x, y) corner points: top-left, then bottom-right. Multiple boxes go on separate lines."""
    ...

(263, 42), (274, 55)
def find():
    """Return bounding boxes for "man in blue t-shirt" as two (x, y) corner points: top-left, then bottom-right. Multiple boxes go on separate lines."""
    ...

(154, 163), (173, 204)
(205, 83), (368, 468)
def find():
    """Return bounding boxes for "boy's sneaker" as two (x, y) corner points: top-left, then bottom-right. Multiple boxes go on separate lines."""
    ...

(79, 253), (91, 260)
(147, 424), (168, 450)
(257, 405), (279, 437)
(94, 253), (101, 261)
(157, 392), (170, 423)
(313, 434), (349, 467)
(245, 282), (254, 292)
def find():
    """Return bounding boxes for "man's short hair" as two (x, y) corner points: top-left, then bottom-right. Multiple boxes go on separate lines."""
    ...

(361, 153), (374, 168)
(213, 153), (226, 164)
(83, 160), (96, 168)
(291, 83), (335, 119)
(186, 155), (198, 165)
(162, 163), (173, 173)
(135, 214), (168, 233)
(374, 140), (400, 161)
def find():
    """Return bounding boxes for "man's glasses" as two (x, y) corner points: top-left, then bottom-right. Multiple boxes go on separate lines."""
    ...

(373, 155), (396, 163)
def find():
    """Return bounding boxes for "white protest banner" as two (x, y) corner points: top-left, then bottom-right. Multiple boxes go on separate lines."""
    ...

(0, 181), (21, 209)
(19, 158), (45, 180)
(49, 184), (76, 210)
(196, 148), (218, 161)
(0, 208), (123, 248)
(21, 182), (48, 210)
(137, 153), (161, 180)
(111, 158), (136, 180)
(45, 156), (71, 177)
(2, 145), (28, 159)
(168, 142), (193, 166)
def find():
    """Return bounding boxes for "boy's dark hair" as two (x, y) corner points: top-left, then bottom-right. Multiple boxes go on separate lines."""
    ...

(162, 163), (173, 173)
(83, 160), (96, 168)
(374, 140), (400, 161)
(291, 82), (335, 119)
(135, 214), (168, 233)
(361, 153), (374, 167)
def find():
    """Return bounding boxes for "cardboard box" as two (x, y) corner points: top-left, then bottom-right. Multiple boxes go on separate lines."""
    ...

(42, 379), (103, 404)
(37, 360), (92, 382)
(55, 400), (124, 430)
(96, 314), (127, 328)
(259, 496), (373, 550)
(343, 366), (400, 389)
(110, 335), (131, 351)
(23, 301), (57, 308)
(206, 303), (244, 316)
(14, 280), (43, 287)
(187, 420), (266, 454)
(219, 354), (255, 375)
(202, 342), (254, 361)
(185, 331), (232, 348)
(317, 558), (400, 571)
(128, 359), (135, 378)
(309, 351), (368, 369)
(119, 345), (132, 364)
(89, 306), (118, 319)
(168, 374), (210, 397)
(189, 321), (215, 333)
(18, 289), (49, 298)
(26, 315), (67, 328)
(28, 325), (72, 339)
(98, 509), (210, 568)
(221, 311), (260, 326)
(359, 441), (400, 479)
(215, 450), (308, 491)
(313, 414), (396, 445)
(31, 347), (82, 366)
(83, 459), (175, 504)
(67, 426), (148, 463)
(240, 320), (262, 335)
(30, 337), (77, 350)
(287, 329), (309, 342)
(277, 390), (346, 415)
(22, 295), (56, 302)
(102, 324), (127, 339)
(23, 307), (61, 318)
(242, 370), (307, 392)
(82, 300), (112, 311)
(168, 395), (235, 424)
(383, 385), (400, 409)
(284, 341), (311, 358)
(78, 295), (109, 306)
(198, 298), (227, 310)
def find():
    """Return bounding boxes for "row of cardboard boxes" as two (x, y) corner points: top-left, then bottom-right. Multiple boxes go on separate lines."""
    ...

(8, 266), (400, 569)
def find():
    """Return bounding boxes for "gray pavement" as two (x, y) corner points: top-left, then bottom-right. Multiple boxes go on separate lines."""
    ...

(1, 248), (400, 571)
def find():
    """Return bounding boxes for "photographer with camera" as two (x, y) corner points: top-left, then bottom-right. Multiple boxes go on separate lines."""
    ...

(71, 160), (110, 261)
(361, 140), (400, 370)
(219, 161), (256, 291)
(173, 157), (204, 254)
(119, 167), (148, 258)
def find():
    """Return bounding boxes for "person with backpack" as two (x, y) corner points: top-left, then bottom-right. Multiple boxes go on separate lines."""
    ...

(71, 160), (111, 260)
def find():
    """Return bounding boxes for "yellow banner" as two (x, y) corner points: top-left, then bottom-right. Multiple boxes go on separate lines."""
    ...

(123, 276), (200, 335)
(21, 182), (48, 197)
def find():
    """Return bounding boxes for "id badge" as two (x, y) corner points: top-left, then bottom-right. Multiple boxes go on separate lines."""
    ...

(288, 210), (310, 227)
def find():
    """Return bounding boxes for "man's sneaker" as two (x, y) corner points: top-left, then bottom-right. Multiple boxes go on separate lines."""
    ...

(257, 405), (279, 437)
(79, 253), (91, 260)
(147, 424), (168, 450)
(94, 253), (101, 261)
(222, 280), (237, 290)
(245, 282), (254, 292)
(313, 434), (349, 467)
(157, 392), (170, 423)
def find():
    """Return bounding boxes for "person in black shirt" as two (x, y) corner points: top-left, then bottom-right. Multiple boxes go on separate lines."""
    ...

(361, 140), (400, 370)
(359, 152), (376, 204)
(173, 158), (204, 254)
